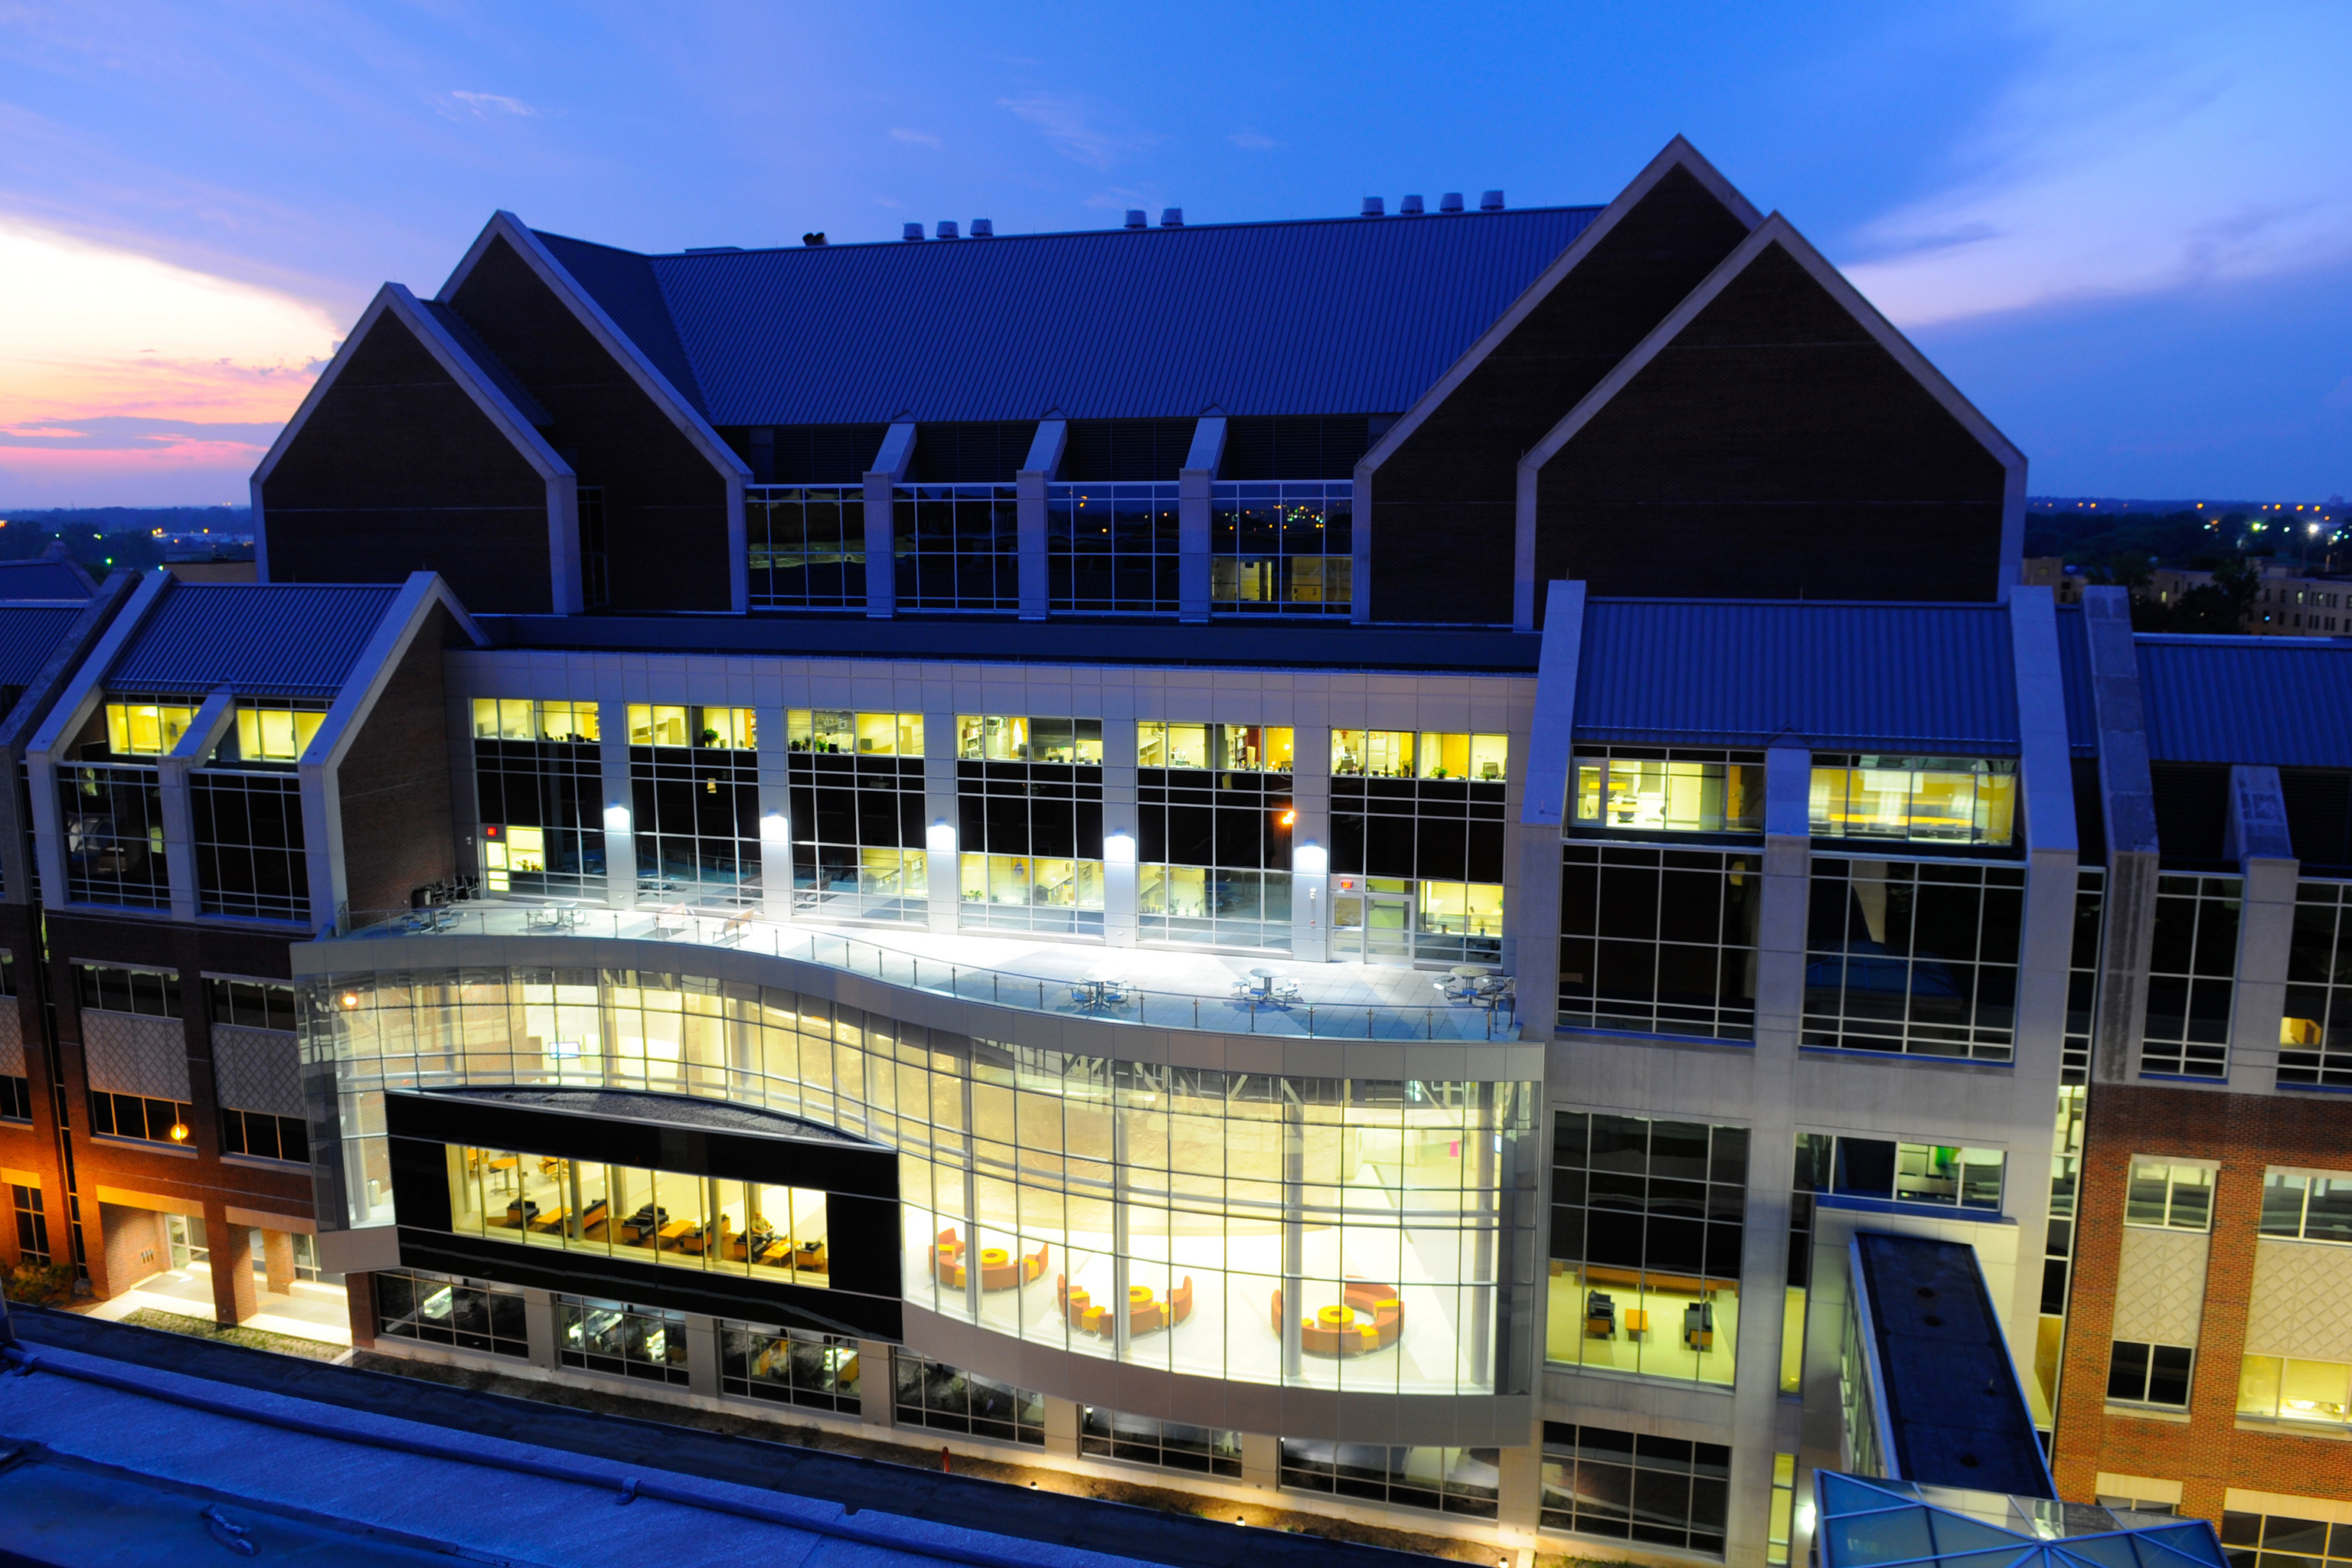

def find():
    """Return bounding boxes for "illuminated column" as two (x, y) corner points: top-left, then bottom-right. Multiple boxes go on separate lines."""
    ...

(597, 680), (636, 910)
(756, 702), (792, 921)
(1103, 717), (1138, 946)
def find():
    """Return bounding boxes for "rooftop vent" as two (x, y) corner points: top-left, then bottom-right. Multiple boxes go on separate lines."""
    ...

(802, 231), (827, 246)
(683, 246), (743, 254)
(1361, 196), (1385, 217)
(903, 222), (925, 241)
(1480, 190), (1504, 212)
(1439, 192), (1463, 213)
(971, 218), (994, 237)
(1161, 207), (1183, 227)
(1400, 194), (1424, 215)
(936, 220), (959, 239)
(1124, 209), (1147, 229)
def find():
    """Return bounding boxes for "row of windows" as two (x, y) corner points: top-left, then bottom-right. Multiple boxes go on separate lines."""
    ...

(73, 966), (297, 1027)
(103, 698), (326, 763)
(1570, 752), (2017, 848)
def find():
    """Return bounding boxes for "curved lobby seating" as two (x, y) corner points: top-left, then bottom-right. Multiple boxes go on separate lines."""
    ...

(1272, 1279), (1403, 1357)
(933, 1229), (1050, 1292)
(1057, 1274), (1195, 1338)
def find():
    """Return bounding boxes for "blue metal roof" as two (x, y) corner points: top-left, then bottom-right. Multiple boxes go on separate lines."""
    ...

(0, 604), (85, 687)
(2138, 635), (2352, 767)
(1574, 600), (2019, 753)
(108, 583), (402, 698)
(0, 556), (96, 600)
(2053, 606), (2098, 755)
(537, 208), (1601, 426)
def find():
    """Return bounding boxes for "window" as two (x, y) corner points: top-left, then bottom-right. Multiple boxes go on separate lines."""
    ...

(2125, 1161), (2213, 1230)
(190, 771), (307, 920)
(720, 1324), (861, 1413)
(1808, 756), (2017, 847)
(750, 485), (865, 609)
(579, 484), (608, 609)
(894, 484), (1019, 610)
(1080, 1408), (1243, 1477)
(2282, 882), (2352, 1087)
(11, 1183), (47, 1264)
(2065, 869), (2105, 1085)
(230, 701), (328, 763)
(1538, 1423), (1729, 1555)
(1138, 730), (1295, 950)
(2259, 1171), (2352, 1243)
(2107, 1340), (2194, 1407)
(473, 700), (604, 897)
(220, 1107), (308, 1164)
(1279, 1442), (1498, 1517)
(1782, 1193), (1815, 1396)
(1573, 752), (1762, 835)
(631, 719), (761, 907)
(892, 1351), (1044, 1444)
(1330, 729), (1414, 778)
(1210, 482), (1351, 614)
(2239, 1357), (2352, 1427)
(207, 978), (297, 1032)
(1796, 1133), (2004, 1210)
(788, 710), (928, 923)
(1547, 1113), (1746, 1387)
(89, 1091), (190, 1145)
(956, 716), (1104, 935)
(2221, 1512), (2352, 1568)
(443, 1143), (834, 1291)
(1329, 730), (1506, 782)
(558, 1296), (689, 1383)
(103, 699), (198, 756)
(2141, 875), (2239, 1078)
(1560, 846), (1759, 1040)
(0, 1075), (28, 1122)
(59, 762), (167, 907)
(77, 962), (181, 1018)
(1803, 859), (2024, 1060)
(1135, 722), (1292, 773)
(1331, 749), (1507, 964)
(1049, 482), (1179, 612)
(1766, 1453), (1798, 1565)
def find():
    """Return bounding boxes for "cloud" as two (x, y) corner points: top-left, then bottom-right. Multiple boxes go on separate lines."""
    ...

(1228, 130), (1279, 151)
(889, 127), (942, 148)
(447, 90), (538, 119)
(0, 415), (282, 452)
(998, 96), (1150, 172)
(1842, 0), (2352, 327)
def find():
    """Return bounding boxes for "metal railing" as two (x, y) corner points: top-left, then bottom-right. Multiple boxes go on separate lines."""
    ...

(335, 905), (1518, 1042)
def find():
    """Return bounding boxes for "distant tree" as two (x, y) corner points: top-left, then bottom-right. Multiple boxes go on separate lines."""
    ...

(2136, 564), (2259, 634)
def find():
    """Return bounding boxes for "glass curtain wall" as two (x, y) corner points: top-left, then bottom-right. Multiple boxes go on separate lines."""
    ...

(1802, 859), (2024, 1059)
(190, 770), (307, 920)
(60, 760), (168, 907)
(1330, 731), (1507, 963)
(1545, 1113), (1746, 1388)
(956, 716), (1104, 934)
(1210, 482), (1351, 614)
(895, 485), (1019, 610)
(1558, 846), (1759, 1040)
(2141, 875), (2241, 1078)
(472, 699), (604, 897)
(311, 965), (1540, 1398)
(787, 709), (927, 921)
(628, 705), (761, 906)
(1808, 756), (2017, 846)
(1573, 751), (1763, 835)
(750, 486), (866, 608)
(1136, 722), (1295, 949)
(2281, 881), (2352, 1087)
(1048, 484), (1179, 612)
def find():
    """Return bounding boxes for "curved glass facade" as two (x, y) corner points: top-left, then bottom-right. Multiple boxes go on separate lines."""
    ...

(306, 960), (1540, 1399)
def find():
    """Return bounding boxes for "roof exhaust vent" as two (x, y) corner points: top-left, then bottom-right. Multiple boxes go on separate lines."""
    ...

(903, 223), (925, 241)
(1480, 190), (1505, 212)
(1400, 194), (1424, 216)
(1161, 207), (1183, 227)
(936, 220), (959, 239)
(971, 219), (994, 237)
(1124, 209), (1148, 229)
(1439, 192), (1464, 213)
(802, 232), (828, 246)
(1361, 196), (1385, 217)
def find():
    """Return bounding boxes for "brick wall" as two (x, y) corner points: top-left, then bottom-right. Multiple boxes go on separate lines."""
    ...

(2053, 1082), (2352, 1521)
(97, 1200), (165, 1291)
(337, 605), (460, 913)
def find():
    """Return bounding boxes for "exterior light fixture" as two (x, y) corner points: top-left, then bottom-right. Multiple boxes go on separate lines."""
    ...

(340, 991), (361, 1010)
(604, 805), (631, 835)
(168, 1121), (190, 1143)
(1277, 808), (1297, 828)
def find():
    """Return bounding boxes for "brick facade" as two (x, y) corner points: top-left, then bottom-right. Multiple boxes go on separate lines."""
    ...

(335, 604), (462, 914)
(2054, 1082), (2352, 1521)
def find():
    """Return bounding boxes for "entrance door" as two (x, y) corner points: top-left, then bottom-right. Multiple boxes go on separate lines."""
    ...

(1364, 890), (1414, 965)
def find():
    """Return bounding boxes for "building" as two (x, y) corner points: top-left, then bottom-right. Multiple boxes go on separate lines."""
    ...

(5, 138), (2351, 1567)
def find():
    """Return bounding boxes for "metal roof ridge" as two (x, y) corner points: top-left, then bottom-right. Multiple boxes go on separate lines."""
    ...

(1583, 595), (2007, 609)
(580, 204), (1609, 260)
(2135, 631), (2352, 648)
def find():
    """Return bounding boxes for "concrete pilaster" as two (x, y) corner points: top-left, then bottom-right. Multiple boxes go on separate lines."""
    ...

(524, 1286), (559, 1370)
(924, 714), (960, 932)
(858, 1339), (896, 1429)
(1102, 716), (1138, 947)
(1016, 471), (1049, 621)
(2227, 764), (2298, 1094)
(596, 683), (637, 910)
(1240, 1429), (1280, 1490)
(2082, 587), (2160, 1083)
(1514, 580), (1585, 1035)
(1289, 727), (1331, 961)
(756, 702), (793, 920)
(684, 1313), (721, 1398)
(1178, 469), (1211, 622)
(1042, 1394), (1080, 1457)
(863, 421), (916, 620)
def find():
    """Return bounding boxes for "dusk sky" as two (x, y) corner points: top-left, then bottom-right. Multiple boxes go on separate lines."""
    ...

(2, 0), (2347, 508)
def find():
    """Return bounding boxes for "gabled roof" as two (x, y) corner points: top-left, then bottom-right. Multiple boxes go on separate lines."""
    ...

(106, 583), (407, 698)
(2136, 634), (2352, 767)
(534, 207), (1602, 426)
(0, 551), (97, 602)
(0, 605), (92, 686)
(1573, 599), (2019, 753)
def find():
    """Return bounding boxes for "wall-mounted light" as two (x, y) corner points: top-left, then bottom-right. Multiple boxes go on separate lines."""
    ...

(168, 1121), (190, 1144)
(1293, 843), (1328, 877)
(926, 818), (957, 855)
(603, 805), (631, 835)
(1103, 831), (1136, 864)
(1276, 809), (1296, 828)
(760, 812), (791, 844)
(339, 991), (361, 1010)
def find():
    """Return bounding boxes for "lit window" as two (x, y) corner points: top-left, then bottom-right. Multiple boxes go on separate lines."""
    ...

(233, 701), (328, 762)
(788, 709), (923, 756)
(1808, 755), (2017, 847)
(2125, 1161), (2213, 1230)
(469, 698), (599, 743)
(1574, 754), (1762, 835)
(104, 700), (199, 756)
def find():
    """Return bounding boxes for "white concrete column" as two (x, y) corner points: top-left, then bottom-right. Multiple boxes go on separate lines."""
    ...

(1177, 415), (1222, 624)
(522, 1285), (559, 1370)
(1042, 1394), (1080, 1457)
(2227, 764), (2298, 1094)
(864, 421), (916, 620)
(1103, 714), (1138, 946)
(596, 678), (637, 910)
(858, 1340), (896, 1429)
(756, 702), (792, 920)
(925, 711), (960, 932)
(1289, 727), (1331, 961)
(1016, 471), (1050, 622)
(2082, 586), (2160, 1083)
(684, 1313), (721, 1398)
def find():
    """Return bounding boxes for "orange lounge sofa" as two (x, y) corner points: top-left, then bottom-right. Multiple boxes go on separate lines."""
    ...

(1272, 1279), (1403, 1357)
